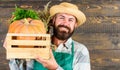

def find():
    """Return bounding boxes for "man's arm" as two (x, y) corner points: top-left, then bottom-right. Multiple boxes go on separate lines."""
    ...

(73, 43), (91, 70)
(9, 59), (34, 70)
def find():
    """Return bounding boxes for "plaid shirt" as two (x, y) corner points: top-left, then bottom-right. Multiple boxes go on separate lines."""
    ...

(9, 38), (91, 70)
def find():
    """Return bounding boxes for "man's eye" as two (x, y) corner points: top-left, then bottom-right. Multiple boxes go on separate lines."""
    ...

(59, 17), (64, 19)
(69, 19), (73, 22)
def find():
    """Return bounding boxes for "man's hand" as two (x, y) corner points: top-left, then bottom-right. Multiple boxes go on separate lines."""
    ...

(36, 49), (58, 70)
(3, 38), (7, 48)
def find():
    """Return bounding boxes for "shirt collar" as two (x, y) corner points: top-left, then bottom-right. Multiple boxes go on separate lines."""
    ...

(64, 38), (73, 48)
(55, 38), (73, 53)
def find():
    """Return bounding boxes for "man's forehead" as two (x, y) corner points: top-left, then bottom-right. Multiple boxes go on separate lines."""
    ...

(54, 13), (77, 22)
(56, 13), (75, 18)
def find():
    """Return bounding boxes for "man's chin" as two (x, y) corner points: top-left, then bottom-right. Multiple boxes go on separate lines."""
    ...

(59, 31), (69, 34)
(56, 33), (70, 40)
(59, 29), (69, 33)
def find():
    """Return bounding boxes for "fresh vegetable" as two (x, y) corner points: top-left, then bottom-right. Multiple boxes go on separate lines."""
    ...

(8, 6), (46, 48)
(38, 2), (51, 32)
(11, 6), (39, 23)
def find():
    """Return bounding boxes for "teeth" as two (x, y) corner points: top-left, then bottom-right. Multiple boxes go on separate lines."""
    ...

(61, 27), (66, 29)
(59, 27), (68, 32)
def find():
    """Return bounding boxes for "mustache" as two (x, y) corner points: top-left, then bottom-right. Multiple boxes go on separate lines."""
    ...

(57, 25), (70, 31)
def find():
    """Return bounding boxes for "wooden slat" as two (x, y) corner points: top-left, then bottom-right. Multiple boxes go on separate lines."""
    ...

(7, 33), (50, 37)
(73, 33), (120, 50)
(6, 33), (51, 47)
(7, 48), (50, 59)
(1, 0), (120, 17)
(6, 35), (12, 48)
(6, 33), (51, 59)
(90, 49), (120, 59)
(9, 40), (50, 46)
(91, 58), (120, 66)
(78, 22), (120, 33)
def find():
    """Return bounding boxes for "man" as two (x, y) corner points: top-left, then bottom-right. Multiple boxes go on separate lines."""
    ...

(4, 2), (90, 70)
(34, 2), (91, 70)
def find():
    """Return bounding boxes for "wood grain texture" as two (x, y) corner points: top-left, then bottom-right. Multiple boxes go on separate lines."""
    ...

(0, 0), (120, 70)
(6, 33), (51, 59)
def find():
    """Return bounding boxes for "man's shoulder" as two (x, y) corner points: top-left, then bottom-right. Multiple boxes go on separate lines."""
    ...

(73, 40), (89, 55)
(73, 40), (87, 49)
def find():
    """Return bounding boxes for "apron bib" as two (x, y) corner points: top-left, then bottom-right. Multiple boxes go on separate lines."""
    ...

(34, 42), (74, 70)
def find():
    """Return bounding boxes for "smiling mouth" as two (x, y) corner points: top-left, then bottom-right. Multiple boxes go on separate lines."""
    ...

(57, 25), (70, 33)
(59, 27), (69, 33)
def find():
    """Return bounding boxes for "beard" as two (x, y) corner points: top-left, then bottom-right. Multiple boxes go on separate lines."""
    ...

(53, 25), (74, 40)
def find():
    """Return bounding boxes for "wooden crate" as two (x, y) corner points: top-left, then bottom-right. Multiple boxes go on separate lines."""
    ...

(6, 33), (51, 60)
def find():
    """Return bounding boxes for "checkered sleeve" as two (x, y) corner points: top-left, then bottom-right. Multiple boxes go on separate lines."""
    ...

(9, 59), (33, 70)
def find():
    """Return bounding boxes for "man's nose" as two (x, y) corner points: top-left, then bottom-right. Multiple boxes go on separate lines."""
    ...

(63, 19), (69, 25)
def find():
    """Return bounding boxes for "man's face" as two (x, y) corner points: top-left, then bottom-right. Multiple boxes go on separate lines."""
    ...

(53, 13), (77, 40)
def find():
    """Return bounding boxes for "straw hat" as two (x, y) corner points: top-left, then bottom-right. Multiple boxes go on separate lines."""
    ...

(50, 2), (86, 26)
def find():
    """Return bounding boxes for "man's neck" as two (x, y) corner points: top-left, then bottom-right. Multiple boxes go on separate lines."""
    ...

(52, 36), (67, 47)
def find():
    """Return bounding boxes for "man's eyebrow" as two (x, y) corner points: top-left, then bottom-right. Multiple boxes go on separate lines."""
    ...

(57, 14), (64, 17)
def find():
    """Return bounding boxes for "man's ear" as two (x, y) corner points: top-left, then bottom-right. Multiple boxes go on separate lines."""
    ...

(75, 23), (78, 28)
(52, 17), (55, 25)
